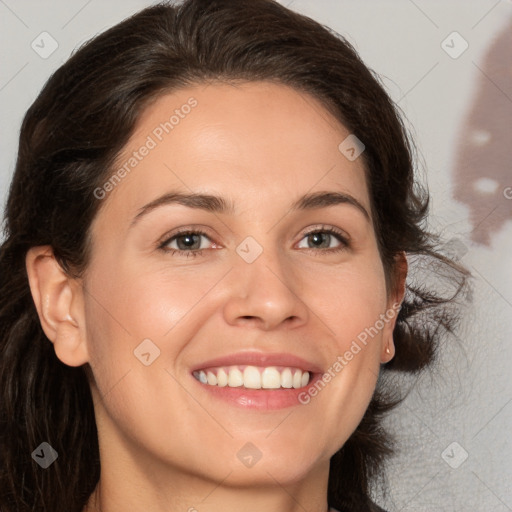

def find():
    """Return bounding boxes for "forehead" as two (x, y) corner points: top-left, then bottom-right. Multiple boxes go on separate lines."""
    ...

(96, 81), (371, 225)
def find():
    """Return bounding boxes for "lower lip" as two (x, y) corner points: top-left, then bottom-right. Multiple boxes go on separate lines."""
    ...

(191, 373), (321, 410)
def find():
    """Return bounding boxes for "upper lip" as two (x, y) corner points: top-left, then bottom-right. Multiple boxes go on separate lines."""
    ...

(191, 351), (324, 374)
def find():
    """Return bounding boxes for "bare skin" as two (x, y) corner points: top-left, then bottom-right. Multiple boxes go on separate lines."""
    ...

(26, 81), (406, 512)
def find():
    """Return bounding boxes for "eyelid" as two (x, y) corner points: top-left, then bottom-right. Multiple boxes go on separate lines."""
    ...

(157, 223), (352, 260)
(299, 224), (351, 244)
(156, 225), (218, 248)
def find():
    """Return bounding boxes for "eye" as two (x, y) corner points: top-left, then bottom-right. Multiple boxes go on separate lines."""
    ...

(158, 225), (349, 258)
(159, 229), (213, 258)
(296, 226), (349, 254)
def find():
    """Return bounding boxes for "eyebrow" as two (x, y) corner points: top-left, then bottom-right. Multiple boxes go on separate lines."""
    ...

(131, 190), (370, 227)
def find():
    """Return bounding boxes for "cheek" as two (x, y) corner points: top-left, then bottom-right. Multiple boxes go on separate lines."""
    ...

(297, 257), (388, 436)
(303, 256), (388, 350)
(81, 254), (231, 404)
(83, 257), (213, 346)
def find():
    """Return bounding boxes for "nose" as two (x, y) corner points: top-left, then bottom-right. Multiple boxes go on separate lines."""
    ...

(222, 243), (309, 331)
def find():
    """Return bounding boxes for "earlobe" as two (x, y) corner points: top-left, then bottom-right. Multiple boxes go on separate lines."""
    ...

(25, 246), (89, 367)
(381, 339), (395, 363)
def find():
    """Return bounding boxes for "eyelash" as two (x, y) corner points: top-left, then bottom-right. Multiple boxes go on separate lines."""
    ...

(158, 225), (350, 258)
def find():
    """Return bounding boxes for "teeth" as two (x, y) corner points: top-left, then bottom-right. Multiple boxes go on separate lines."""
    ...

(280, 368), (293, 388)
(217, 368), (228, 387)
(194, 365), (311, 389)
(261, 367), (281, 389)
(228, 367), (243, 387)
(243, 366), (261, 389)
(292, 370), (302, 389)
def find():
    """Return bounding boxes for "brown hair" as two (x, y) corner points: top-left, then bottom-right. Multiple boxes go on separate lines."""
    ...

(0, 1), (469, 511)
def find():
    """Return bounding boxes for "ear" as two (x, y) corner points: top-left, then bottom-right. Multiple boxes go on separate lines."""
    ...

(25, 246), (89, 367)
(381, 251), (408, 364)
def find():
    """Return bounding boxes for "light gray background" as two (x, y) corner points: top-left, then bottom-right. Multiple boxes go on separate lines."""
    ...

(1, 1), (511, 511)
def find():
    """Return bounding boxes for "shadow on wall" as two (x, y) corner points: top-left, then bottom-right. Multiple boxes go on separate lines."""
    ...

(453, 17), (512, 246)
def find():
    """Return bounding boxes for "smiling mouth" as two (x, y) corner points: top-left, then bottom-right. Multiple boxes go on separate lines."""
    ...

(192, 365), (311, 389)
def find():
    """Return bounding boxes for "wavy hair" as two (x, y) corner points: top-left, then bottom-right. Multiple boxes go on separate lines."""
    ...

(0, 1), (469, 511)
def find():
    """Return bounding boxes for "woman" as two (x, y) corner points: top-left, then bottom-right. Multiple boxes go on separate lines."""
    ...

(0, 1), (469, 511)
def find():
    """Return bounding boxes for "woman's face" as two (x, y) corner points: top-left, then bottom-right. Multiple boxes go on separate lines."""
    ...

(81, 81), (401, 488)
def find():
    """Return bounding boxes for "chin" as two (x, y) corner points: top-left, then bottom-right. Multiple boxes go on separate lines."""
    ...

(193, 441), (326, 488)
